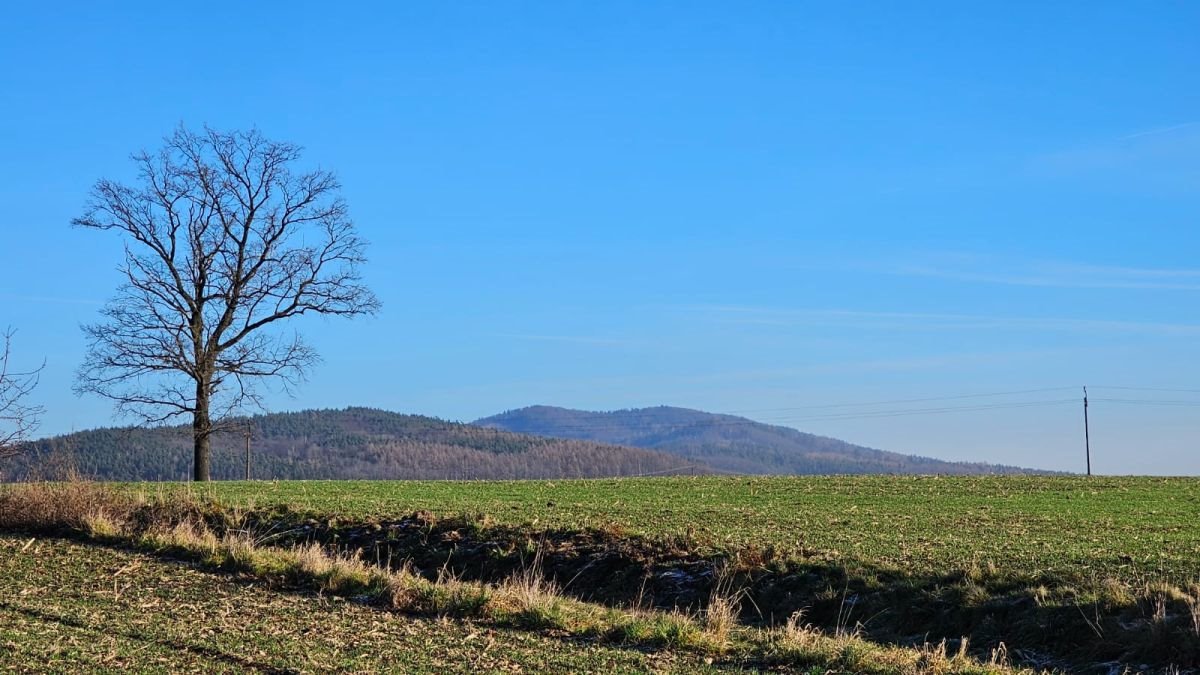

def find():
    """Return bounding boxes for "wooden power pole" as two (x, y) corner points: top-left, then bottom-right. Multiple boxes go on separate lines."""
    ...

(1083, 386), (1091, 476)
(243, 422), (252, 481)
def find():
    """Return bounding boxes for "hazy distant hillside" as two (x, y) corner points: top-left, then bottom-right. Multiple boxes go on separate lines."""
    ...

(475, 405), (1043, 475)
(4, 407), (706, 481)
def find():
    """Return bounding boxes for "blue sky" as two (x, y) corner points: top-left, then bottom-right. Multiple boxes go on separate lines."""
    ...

(2, 2), (1198, 474)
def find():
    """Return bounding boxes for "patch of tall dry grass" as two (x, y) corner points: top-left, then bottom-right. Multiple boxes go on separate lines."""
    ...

(0, 481), (140, 533)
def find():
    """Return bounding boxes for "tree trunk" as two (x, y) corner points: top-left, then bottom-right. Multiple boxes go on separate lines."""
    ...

(193, 379), (211, 482)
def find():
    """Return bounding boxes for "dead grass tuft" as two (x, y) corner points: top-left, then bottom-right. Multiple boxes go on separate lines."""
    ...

(1188, 590), (1200, 638)
(220, 531), (261, 572)
(141, 519), (219, 556)
(778, 610), (821, 649)
(704, 564), (746, 647)
(82, 510), (126, 539)
(494, 549), (568, 629)
(291, 542), (335, 578)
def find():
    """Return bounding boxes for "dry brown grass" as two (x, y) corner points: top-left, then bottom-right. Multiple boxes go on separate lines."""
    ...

(81, 510), (125, 539)
(1188, 592), (1200, 638)
(141, 519), (220, 556)
(779, 609), (818, 646)
(491, 550), (569, 629)
(0, 481), (139, 532)
(704, 564), (746, 648)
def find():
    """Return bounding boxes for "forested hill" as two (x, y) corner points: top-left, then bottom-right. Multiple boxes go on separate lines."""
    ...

(5, 408), (706, 482)
(474, 405), (1045, 475)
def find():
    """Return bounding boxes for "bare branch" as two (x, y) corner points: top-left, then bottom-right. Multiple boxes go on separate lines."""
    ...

(0, 329), (44, 458)
(74, 126), (380, 480)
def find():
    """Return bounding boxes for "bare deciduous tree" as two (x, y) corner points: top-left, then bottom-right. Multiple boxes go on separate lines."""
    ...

(0, 328), (43, 459)
(74, 126), (380, 481)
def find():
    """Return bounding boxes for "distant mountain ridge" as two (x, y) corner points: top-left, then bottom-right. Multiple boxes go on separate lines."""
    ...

(4, 407), (706, 481)
(474, 405), (1045, 475)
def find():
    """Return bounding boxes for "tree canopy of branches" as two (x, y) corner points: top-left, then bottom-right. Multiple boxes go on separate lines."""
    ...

(0, 329), (43, 459)
(74, 126), (380, 481)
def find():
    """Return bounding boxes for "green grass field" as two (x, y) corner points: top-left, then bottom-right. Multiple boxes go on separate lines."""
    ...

(0, 535), (716, 674)
(8, 475), (1200, 673)
(181, 475), (1200, 584)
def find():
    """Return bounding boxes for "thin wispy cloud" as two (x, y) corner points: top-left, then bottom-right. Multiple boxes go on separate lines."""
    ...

(0, 293), (103, 306)
(1033, 120), (1200, 175)
(894, 259), (1200, 291)
(686, 305), (1200, 336)
(785, 254), (1200, 291)
(1120, 120), (1200, 140)
(491, 333), (637, 347)
(663, 349), (1080, 382)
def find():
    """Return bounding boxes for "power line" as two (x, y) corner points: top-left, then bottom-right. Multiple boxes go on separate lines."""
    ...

(723, 386), (1080, 414)
(1091, 398), (1200, 407)
(763, 398), (1079, 423)
(625, 463), (715, 477)
(1092, 386), (1200, 394)
(474, 385), (1198, 435)
(1083, 387), (1091, 477)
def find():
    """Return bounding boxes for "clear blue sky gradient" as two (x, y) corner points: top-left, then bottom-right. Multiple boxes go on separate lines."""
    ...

(2, 2), (1198, 474)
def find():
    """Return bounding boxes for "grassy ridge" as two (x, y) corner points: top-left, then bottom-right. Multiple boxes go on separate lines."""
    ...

(0, 536), (714, 674)
(184, 475), (1200, 584)
(0, 485), (1026, 675)
(9, 476), (1199, 671)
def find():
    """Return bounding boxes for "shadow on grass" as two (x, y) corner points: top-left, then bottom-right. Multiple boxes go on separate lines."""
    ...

(249, 509), (1200, 672)
(2, 481), (1197, 672)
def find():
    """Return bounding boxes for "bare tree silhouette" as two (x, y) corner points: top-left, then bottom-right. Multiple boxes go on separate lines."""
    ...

(75, 126), (380, 481)
(0, 328), (43, 459)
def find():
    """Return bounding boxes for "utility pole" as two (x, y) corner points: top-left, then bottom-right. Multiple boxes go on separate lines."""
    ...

(243, 422), (252, 481)
(1083, 386), (1091, 477)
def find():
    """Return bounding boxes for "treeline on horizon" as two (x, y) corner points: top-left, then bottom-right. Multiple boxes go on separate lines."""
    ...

(3, 408), (704, 482)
